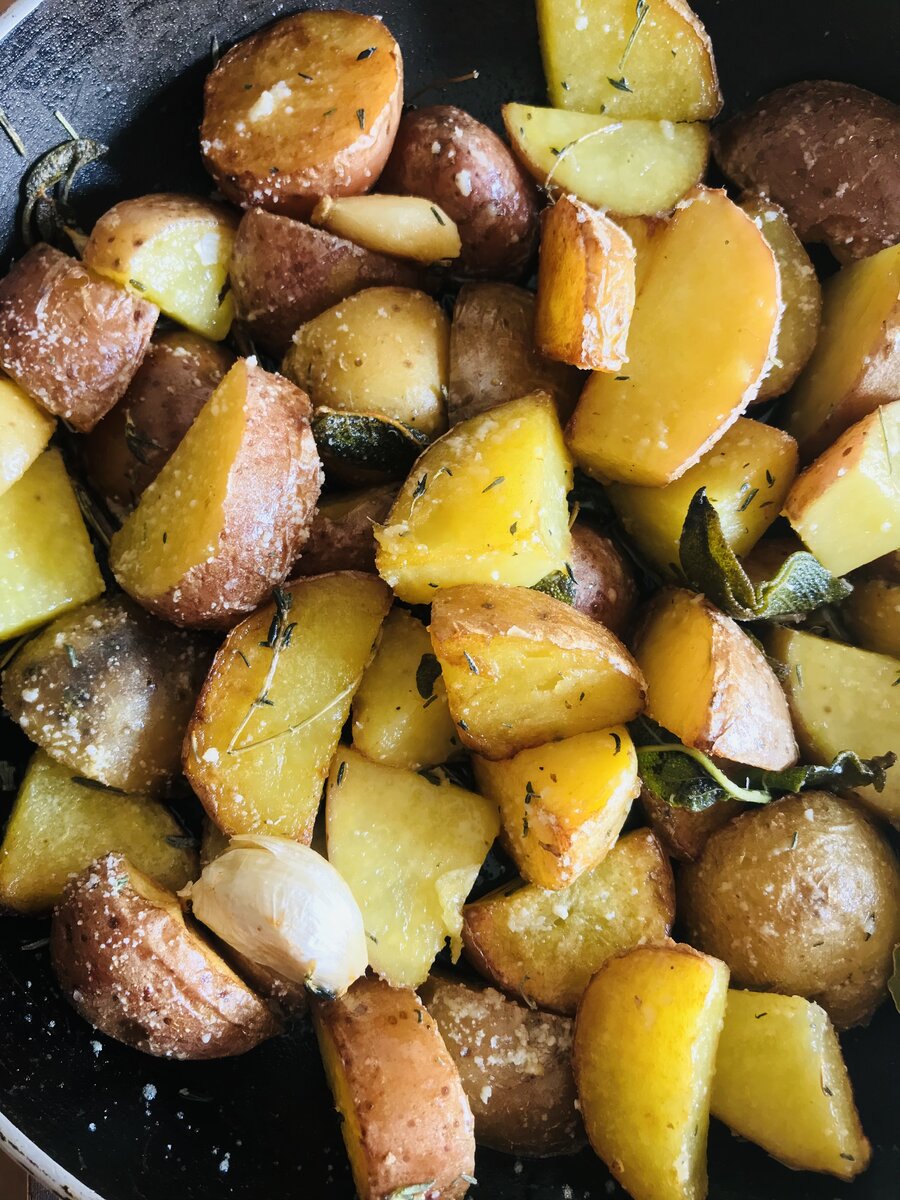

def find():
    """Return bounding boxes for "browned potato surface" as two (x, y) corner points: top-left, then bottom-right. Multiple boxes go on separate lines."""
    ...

(201, 11), (403, 218)
(229, 208), (423, 355)
(420, 975), (585, 1157)
(0, 243), (157, 431)
(714, 81), (900, 262)
(640, 789), (740, 863)
(292, 485), (396, 577)
(568, 522), (637, 636)
(82, 330), (235, 509)
(380, 105), (540, 278)
(51, 853), (279, 1058)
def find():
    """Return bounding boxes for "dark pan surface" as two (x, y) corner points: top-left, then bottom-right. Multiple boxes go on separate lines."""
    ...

(0, 1), (898, 1197)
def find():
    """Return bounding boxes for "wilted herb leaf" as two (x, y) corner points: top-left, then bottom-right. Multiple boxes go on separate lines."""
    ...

(415, 652), (441, 700)
(532, 569), (576, 605)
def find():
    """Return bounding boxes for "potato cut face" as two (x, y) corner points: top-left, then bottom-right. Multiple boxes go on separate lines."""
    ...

(473, 727), (640, 889)
(784, 402), (900, 577)
(535, 194), (636, 372)
(573, 944), (729, 1200)
(0, 450), (103, 641)
(185, 573), (391, 842)
(351, 607), (459, 770)
(568, 187), (781, 486)
(786, 242), (900, 459)
(843, 578), (900, 658)
(503, 104), (709, 217)
(0, 375), (55, 498)
(312, 194), (461, 264)
(430, 584), (645, 759)
(0, 752), (196, 915)
(375, 394), (573, 603)
(283, 286), (449, 437)
(608, 417), (798, 576)
(325, 748), (500, 987)
(462, 829), (674, 1014)
(537, 0), (721, 119)
(711, 990), (870, 1179)
(767, 626), (900, 826)
(83, 195), (238, 340)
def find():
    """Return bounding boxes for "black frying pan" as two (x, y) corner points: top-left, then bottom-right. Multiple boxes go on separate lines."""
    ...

(0, 1), (898, 1197)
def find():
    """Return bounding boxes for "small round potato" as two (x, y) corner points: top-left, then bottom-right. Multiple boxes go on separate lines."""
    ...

(568, 522), (637, 637)
(292, 485), (396, 576)
(51, 854), (279, 1058)
(380, 105), (540, 278)
(680, 792), (900, 1028)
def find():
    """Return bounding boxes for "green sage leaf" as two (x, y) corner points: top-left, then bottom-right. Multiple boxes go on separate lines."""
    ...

(532, 569), (576, 605)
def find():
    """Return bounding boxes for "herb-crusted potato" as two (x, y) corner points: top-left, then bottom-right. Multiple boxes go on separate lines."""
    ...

(311, 194), (462, 265)
(0, 375), (55, 498)
(110, 358), (321, 627)
(462, 829), (675, 1014)
(0, 752), (197, 916)
(680, 792), (900, 1029)
(51, 853), (278, 1058)
(430, 584), (646, 760)
(0, 243), (157, 431)
(292, 485), (396, 577)
(419, 974), (585, 1157)
(201, 10), (403, 218)
(3, 596), (211, 794)
(311, 977), (475, 1200)
(380, 105), (540, 279)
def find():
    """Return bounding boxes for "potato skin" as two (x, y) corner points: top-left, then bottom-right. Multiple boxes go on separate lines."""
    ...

(568, 522), (637, 637)
(0, 244), (158, 431)
(680, 792), (900, 1029)
(292, 485), (396, 576)
(380, 105), (540, 278)
(640, 789), (740, 863)
(714, 81), (900, 262)
(82, 330), (235, 509)
(51, 854), (279, 1058)
(229, 208), (424, 355)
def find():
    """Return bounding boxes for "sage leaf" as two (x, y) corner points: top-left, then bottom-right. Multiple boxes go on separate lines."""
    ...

(415, 652), (441, 701)
(21, 137), (107, 249)
(532, 569), (576, 605)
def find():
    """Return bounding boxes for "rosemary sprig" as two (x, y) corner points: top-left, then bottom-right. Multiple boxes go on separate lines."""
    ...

(228, 677), (362, 755)
(0, 107), (26, 156)
(225, 587), (295, 753)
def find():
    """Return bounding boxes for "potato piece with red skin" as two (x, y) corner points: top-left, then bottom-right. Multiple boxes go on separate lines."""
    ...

(568, 522), (637, 636)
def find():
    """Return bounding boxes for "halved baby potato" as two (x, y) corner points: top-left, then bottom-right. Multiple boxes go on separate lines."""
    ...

(0, 375), (55, 498)
(312, 194), (461, 264)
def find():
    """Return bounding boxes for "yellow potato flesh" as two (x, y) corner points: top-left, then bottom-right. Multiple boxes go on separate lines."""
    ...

(313, 194), (461, 264)
(711, 990), (870, 1179)
(0, 450), (103, 640)
(784, 402), (899, 576)
(608, 417), (798, 576)
(636, 593), (714, 746)
(567, 188), (781, 486)
(574, 944), (729, 1200)
(843, 578), (900, 658)
(537, 0), (721, 119)
(185, 573), (391, 841)
(503, 104), (709, 217)
(351, 607), (459, 770)
(0, 751), (196, 915)
(313, 1017), (371, 1198)
(0, 375), (55, 497)
(326, 748), (500, 987)
(375, 394), (573, 604)
(473, 727), (639, 889)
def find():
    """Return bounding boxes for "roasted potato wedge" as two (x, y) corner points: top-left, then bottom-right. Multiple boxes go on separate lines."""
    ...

(573, 943), (729, 1200)
(462, 828), (675, 1014)
(312, 194), (461, 264)
(0, 752), (196, 916)
(842, 577), (900, 658)
(326, 748), (499, 987)
(0, 243), (157, 431)
(430, 584), (646, 760)
(292, 485), (396, 577)
(0, 449), (103, 641)
(185, 573), (391, 843)
(51, 853), (278, 1058)
(82, 194), (238, 340)
(711, 990), (871, 1179)
(201, 10), (402, 218)
(568, 522), (638, 636)
(0, 375), (55, 498)
(420, 974), (584, 1157)
(110, 358), (321, 627)
(634, 588), (797, 770)
(311, 976), (475, 1200)
(3, 596), (211, 793)
(680, 792), (900, 1029)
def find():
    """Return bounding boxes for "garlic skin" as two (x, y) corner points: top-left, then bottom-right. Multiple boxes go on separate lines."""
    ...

(187, 834), (368, 997)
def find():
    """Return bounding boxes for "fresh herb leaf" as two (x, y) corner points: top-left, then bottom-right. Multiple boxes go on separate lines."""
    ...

(356, 47), (376, 60)
(430, 205), (446, 226)
(482, 476), (505, 493)
(738, 486), (759, 513)
(297, 72), (314, 81)
(607, 75), (633, 92)
(0, 107), (26, 156)
(356, 107), (366, 130)
(532, 569), (576, 605)
(463, 650), (479, 675)
(21, 137), (107, 249)
(619, 0), (650, 69)
(63, 643), (80, 668)
(337, 760), (347, 786)
(611, 731), (621, 755)
(416, 652), (441, 700)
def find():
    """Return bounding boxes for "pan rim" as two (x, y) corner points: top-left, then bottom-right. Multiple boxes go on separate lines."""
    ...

(0, 1109), (104, 1200)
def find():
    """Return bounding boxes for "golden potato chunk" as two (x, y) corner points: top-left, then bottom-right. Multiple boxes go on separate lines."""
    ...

(462, 829), (674, 1014)
(711, 990), (870, 1179)
(0, 752), (196, 915)
(185, 573), (391, 843)
(312, 194), (461, 264)
(326, 748), (499, 987)
(634, 588), (797, 770)
(473, 727), (640, 889)
(201, 10), (402, 218)
(535, 194), (636, 371)
(0, 375), (55, 498)
(0, 450), (103, 641)
(567, 188), (781, 486)
(843, 577), (900, 658)
(573, 944), (729, 1200)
